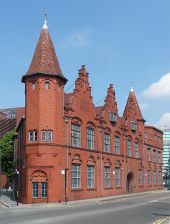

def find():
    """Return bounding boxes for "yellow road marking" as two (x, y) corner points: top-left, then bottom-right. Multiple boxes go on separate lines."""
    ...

(153, 218), (167, 224)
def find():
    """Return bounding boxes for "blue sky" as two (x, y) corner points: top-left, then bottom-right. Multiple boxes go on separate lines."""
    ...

(0, 0), (170, 126)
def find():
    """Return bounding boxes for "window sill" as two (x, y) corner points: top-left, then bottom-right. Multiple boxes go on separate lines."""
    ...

(86, 188), (96, 191)
(104, 187), (112, 189)
(71, 188), (83, 192)
(115, 186), (122, 189)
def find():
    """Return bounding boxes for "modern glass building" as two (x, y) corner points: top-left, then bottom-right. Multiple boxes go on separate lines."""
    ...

(161, 128), (170, 186)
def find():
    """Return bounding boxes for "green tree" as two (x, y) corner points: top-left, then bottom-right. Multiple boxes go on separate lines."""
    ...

(0, 129), (15, 181)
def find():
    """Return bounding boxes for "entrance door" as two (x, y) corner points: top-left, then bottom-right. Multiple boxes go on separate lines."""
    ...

(126, 171), (134, 192)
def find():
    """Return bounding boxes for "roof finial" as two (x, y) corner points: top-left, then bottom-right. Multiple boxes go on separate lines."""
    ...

(130, 82), (134, 92)
(43, 14), (48, 29)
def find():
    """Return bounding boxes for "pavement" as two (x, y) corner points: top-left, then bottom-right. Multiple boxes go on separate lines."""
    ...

(0, 189), (168, 208)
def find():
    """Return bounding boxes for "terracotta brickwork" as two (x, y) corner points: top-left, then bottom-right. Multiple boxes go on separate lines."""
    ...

(15, 22), (163, 204)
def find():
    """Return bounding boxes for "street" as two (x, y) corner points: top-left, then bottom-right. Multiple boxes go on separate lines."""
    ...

(0, 191), (170, 224)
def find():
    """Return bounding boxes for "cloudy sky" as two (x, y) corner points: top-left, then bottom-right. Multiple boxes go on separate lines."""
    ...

(0, 0), (170, 127)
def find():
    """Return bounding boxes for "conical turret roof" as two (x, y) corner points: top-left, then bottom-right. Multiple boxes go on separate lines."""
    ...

(22, 19), (67, 83)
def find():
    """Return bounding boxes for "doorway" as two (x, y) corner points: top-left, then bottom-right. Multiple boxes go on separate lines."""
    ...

(126, 171), (134, 192)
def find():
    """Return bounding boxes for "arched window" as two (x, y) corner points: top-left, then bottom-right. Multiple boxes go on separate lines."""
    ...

(31, 170), (48, 199)
(47, 130), (53, 142)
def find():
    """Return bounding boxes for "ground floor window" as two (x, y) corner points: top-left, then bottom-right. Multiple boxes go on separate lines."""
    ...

(104, 166), (111, 187)
(148, 170), (151, 186)
(158, 171), (162, 185)
(72, 164), (81, 189)
(115, 167), (120, 186)
(32, 182), (38, 198)
(87, 165), (95, 188)
(138, 170), (143, 186)
(153, 171), (156, 185)
(41, 182), (47, 198)
(32, 181), (47, 198)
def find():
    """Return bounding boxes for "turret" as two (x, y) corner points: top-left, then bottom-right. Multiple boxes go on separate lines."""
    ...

(22, 16), (67, 145)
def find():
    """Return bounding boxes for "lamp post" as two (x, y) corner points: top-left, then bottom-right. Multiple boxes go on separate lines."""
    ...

(64, 117), (69, 204)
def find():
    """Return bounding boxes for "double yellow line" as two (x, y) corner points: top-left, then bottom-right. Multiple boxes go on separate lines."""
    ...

(153, 218), (168, 224)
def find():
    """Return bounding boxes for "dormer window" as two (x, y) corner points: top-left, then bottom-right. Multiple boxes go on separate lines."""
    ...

(32, 82), (36, 90)
(131, 121), (137, 132)
(109, 112), (117, 123)
(44, 82), (50, 90)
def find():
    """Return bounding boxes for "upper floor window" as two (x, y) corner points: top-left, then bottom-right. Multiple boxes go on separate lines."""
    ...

(87, 165), (95, 188)
(127, 139), (132, 157)
(109, 112), (117, 123)
(153, 149), (156, 162)
(44, 82), (50, 90)
(47, 130), (53, 142)
(158, 151), (161, 163)
(131, 121), (137, 132)
(104, 133), (110, 153)
(114, 136), (120, 154)
(32, 82), (36, 90)
(147, 148), (151, 161)
(86, 128), (94, 150)
(135, 142), (139, 158)
(42, 130), (47, 141)
(71, 123), (81, 147)
(29, 131), (33, 142)
(29, 130), (38, 142)
(72, 163), (81, 189)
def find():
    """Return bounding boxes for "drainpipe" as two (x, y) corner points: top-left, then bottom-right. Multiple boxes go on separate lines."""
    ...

(64, 117), (69, 204)
(100, 128), (103, 193)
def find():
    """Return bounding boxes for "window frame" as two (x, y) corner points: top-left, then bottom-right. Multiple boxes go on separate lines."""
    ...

(71, 123), (81, 147)
(71, 163), (81, 189)
(87, 165), (95, 188)
(104, 166), (111, 188)
(104, 133), (110, 153)
(114, 136), (120, 154)
(115, 167), (121, 187)
(86, 127), (94, 150)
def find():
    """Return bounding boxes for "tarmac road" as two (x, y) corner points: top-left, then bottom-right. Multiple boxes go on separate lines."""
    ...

(0, 191), (170, 224)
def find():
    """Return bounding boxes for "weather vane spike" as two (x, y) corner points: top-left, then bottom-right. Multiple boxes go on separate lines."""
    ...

(43, 13), (48, 29)
(130, 82), (134, 92)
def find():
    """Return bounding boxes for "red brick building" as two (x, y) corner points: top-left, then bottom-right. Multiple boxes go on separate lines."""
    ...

(14, 19), (163, 204)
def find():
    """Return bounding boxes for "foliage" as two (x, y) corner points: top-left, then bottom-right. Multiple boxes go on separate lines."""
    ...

(0, 129), (15, 180)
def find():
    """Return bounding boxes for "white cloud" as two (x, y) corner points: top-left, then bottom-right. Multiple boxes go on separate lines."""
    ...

(143, 73), (170, 99)
(157, 113), (170, 127)
(64, 29), (90, 47)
